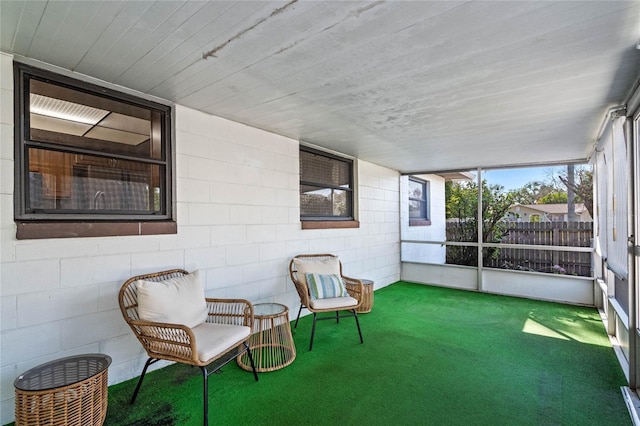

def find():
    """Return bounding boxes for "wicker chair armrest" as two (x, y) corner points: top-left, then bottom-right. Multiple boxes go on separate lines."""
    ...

(291, 277), (311, 306)
(129, 319), (199, 364)
(342, 276), (364, 305)
(205, 298), (255, 328)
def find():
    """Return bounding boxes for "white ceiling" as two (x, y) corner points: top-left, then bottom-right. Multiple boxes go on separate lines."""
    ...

(2, 1), (639, 173)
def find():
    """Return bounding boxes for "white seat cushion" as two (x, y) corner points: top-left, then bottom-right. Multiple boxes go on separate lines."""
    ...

(191, 322), (251, 363)
(309, 296), (358, 310)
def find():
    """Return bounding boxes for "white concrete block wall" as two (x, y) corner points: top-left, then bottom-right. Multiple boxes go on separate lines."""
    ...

(400, 174), (447, 264)
(0, 54), (401, 424)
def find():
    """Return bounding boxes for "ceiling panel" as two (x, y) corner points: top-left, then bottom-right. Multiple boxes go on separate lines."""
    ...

(1, 0), (639, 173)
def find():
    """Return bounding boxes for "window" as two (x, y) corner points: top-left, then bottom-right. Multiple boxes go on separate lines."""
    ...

(408, 177), (430, 226)
(299, 146), (357, 228)
(14, 62), (174, 239)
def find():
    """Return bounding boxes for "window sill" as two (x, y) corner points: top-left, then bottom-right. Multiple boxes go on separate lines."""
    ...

(409, 219), (432, 227)
(16, 221), (177, 240)
(301, 220), (360, 230)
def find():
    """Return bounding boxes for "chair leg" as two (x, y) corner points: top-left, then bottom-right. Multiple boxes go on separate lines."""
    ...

(130, 357), (154, 404)
(353, 310), (364, 344)
(200, 345), (257, 426)
(309, 313), (318, 351)
(244, 342), (259, 382)
(294, 304), (304, 328)
(201, 366), (209, 426)
(336, 311), (339, 324)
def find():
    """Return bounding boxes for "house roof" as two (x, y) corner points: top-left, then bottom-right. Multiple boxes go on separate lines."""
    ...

(513, 203), (587, 215)
(435, 171), (476, 181)
(2, 1), (639, 173)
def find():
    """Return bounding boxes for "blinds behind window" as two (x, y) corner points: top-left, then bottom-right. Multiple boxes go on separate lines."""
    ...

(597, 116), (629, 278)
(300, 150), (350, 187)
(594, 130), (609, 259)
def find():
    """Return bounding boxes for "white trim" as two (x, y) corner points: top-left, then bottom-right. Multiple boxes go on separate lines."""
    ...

(10, 53), (173, 108)
(610, 296), (630, 328)
(402, 239), (594, 253)
(299, 140), (356, 161)
(621, 387), (639, 425)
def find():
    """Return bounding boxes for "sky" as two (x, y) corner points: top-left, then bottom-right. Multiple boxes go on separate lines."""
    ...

(483, 166), (565, 191)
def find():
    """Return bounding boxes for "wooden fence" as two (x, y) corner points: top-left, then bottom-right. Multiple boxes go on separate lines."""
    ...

(446, 221), (593, 276)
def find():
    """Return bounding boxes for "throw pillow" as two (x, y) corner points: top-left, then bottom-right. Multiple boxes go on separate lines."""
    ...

(293, 257), (341, 287)
(305, 273), (349, 299)
(137, 270), (207, 328)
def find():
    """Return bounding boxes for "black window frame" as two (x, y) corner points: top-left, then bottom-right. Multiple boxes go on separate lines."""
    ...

(299, 146), (354, 222)
(409, 176), (430, 226)
(13, 62), (174, 237)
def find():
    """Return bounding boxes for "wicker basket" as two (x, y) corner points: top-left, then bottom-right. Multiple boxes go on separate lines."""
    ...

(356, 279), (374, 313)
(15, 354), (111, 426)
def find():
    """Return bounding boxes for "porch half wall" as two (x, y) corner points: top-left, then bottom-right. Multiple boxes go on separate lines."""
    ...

(402, 262), (595, 306)
(0, 53), (401, 424)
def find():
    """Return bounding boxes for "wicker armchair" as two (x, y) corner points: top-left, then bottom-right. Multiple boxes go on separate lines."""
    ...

(289, 254), (364, 350)
(119, 269), (258, 426)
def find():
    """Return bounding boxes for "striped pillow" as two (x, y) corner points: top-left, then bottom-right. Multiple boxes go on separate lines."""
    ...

(305, 273), (349, 299)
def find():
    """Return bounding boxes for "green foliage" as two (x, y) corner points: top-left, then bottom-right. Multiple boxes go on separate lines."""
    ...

(446, 180), (516, 266)
(444, 165), (594, 270)
(510, 181), (558, 205)
(538, 191), (568, 204)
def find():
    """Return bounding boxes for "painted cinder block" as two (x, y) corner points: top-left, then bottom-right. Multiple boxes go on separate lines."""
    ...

(1, 78), (402, 426)
(1, 322), (62, 365)
(175, 129), (212, 158)
(60, 254), (131, 288)
(211, 224), (247, 246)
(176, 178), (210, 203)
(0, 123), (12, 160)
(243, 259), (283, 283)
(210, 181), (248, 205)
(184, 246), (226, 271)
(246, 225), (277, 243)
(17, 286), (99, 327)
(60, 310), (129, 350)
(130, 250), (184, 276)
(0, 88), (13, 126)
(189, 203), (230, 226)
(1, 295), (17, 331)
(204, 265), (245, 290)
(1, 259), (60, 296)
(228, 205), (263, 224)
(226, 244), (260, 266)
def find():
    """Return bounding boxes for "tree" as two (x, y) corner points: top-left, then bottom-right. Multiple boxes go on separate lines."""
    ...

(558, 168), (593, 218)
(538, 191), (568, 204)
(511, 180), (561, 205)
(510, 166), (592, 218)
(446, 180), (516, 266)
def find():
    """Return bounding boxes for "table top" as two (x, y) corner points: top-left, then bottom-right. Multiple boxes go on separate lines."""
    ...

(253, 302), (288, 317)
(14, 353), (112, 391)
(361, 279), (373, 285)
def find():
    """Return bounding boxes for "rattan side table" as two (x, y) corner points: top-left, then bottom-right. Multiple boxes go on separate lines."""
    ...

(14, 354), (111, 426)
(237, 303), (296, 372)
(356, 279), (374, 313)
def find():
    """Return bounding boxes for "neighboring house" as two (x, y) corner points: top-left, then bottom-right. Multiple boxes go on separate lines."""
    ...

(507, 203), (592, 222)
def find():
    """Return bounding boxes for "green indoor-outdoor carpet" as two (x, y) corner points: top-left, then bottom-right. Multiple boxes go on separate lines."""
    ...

(104, 282), (630, 426)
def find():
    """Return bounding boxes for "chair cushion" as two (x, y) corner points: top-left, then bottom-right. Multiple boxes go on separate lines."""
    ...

(309, 296), (358, 310)
(137, 270), (207, 329)
(293, 257), (341, 287)
(305, 273), (349, 299)
(191, 322), (251, 362)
